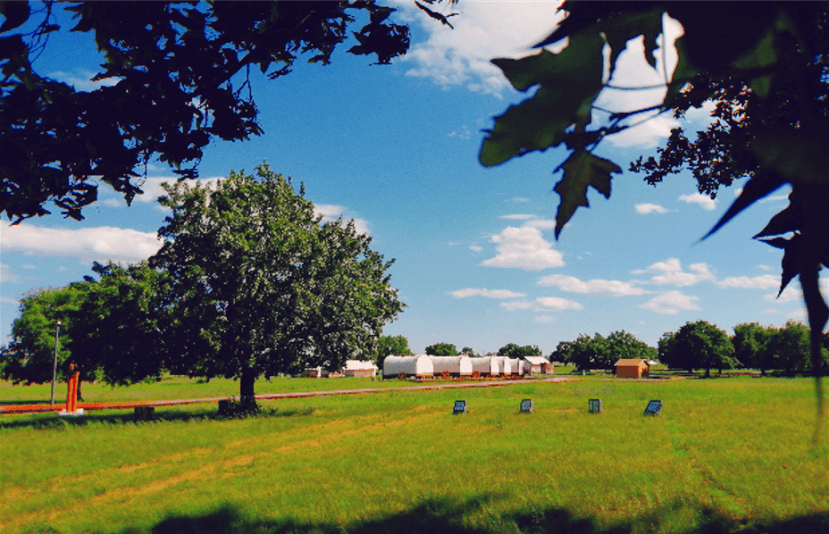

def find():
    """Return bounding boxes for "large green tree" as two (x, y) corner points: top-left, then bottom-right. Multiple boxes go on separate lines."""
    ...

(732, 323), (773, 375)
(375, 335), (411, 368)
(149, 163), (403, 407)
(65, 261), (172, 386)
(664, 321), (737, 377)
(479, 1), (828, 443)
(1, 0), (414, 222)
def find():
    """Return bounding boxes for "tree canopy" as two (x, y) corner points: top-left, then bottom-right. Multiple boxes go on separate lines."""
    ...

(552, 331), (654, 372)
(480, 0), (828, 442)
(660, 321), (737, 377)
(425, 342), (458, 356)
(497, 343), (541, 359)
(1, 0), (412, 223)
(149, 163), (404, 405)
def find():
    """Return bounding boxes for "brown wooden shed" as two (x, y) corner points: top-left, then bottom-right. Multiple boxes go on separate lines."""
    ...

(615, 359), (650, 379)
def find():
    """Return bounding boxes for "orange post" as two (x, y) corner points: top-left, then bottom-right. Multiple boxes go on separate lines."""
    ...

(65, 364), (79, 413)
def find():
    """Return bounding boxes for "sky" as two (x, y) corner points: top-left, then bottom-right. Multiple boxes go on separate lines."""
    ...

(1, 1), (821, 356)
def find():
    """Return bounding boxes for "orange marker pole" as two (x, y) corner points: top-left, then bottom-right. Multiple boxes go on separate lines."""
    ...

(65, 364), (79, 413)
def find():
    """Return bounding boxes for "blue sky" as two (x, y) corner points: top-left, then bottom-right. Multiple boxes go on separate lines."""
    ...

(1, 2), (819, 356)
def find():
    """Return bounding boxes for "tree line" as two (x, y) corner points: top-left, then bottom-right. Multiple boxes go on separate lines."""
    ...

(550, 321), (829, 377)
(1, 165), (404, 408)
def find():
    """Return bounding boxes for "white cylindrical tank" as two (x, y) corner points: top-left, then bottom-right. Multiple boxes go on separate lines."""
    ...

(494, 356), (512, 376)
(383, 354), (434, 378)
(429, 355), (473, 376)
(508, 358), (523, 376)
(469, 357), (498, 376)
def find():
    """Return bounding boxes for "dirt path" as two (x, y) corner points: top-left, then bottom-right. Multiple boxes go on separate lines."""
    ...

(0, 377), (572, 414)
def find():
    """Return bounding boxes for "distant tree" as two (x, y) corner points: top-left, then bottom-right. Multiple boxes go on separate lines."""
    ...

(497, 343), (541, 359)
(1, 0), (416, 222)
(605, 330), (656, 367)
(375, 335), (411, 368)
(65, 261), (172, 386)
(425, 343), (458, 356)
(1, 283), (91, 399)
(460, 346), (477, 357)
(149, 163), (404, 408)
(732, 323), (773, 375)
(561, 334), (612, 372)
(549, 340), (574, 364)
(766, 321), (814, 377)
(673, 321), (737, 377)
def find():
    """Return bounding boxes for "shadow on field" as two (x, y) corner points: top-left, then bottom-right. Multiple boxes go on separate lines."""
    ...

(91, 496), (827, 534)
(0, 406), (317, 431)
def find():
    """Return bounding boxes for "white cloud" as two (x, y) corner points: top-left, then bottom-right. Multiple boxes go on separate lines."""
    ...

(536, 274), (648, 296)
(0, 224), (162, 264)
(764, 309), (777, 314)
(639, 290), (700, 315)
(399, 0), (566, 96)
(500, 214), (535, 220)
(469, 244), (483, 252)
(501, 296), (583, 312)
(764, 285), (801, 303)
(314, 204), (370, 236)
(1, 296), (19, 305)
(534, 315), (556, 324)
(635, 203), (667, 214)
(50, 69), (120, 91)
(523, 219), (557, 230)
(678, 192), (717, 211)
(481, 226), (564, 270)
(448, 125), (472, 139)
(101, 177), (226, 207)
(717, 275), (779, 289)
(450, 288), (526, 299)
(508, 197), (530, 203)
(633, 258), (714, 287)
(1, 263), (19, 283)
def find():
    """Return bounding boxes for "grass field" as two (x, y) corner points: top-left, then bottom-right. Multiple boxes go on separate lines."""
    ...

(1, 376), (827, 534)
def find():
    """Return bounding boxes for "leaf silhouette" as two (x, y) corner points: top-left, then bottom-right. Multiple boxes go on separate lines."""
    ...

(553, 150), (622, 238)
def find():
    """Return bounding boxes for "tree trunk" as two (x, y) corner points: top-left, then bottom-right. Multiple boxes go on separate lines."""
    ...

(77, 379), (84, 402)
(240, 367), (257, 410)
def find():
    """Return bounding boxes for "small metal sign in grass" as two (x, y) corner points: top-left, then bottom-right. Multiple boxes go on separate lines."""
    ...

(589, 399), (602, 414)
(520, 399), (534, 413)
(644, 400), (662, 416)
(453, 400), (467, 414)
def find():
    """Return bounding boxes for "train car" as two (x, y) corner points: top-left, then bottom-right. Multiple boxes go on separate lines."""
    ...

(469, 356), (498, 377)
(429, 355), (473, 377)
(383, 354), (434, 378)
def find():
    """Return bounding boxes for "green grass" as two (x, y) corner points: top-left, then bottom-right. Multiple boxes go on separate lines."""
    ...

(1, 377), (827, 534)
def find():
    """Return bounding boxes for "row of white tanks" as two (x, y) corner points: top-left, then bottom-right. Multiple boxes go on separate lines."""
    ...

(383, 354), (524, 378)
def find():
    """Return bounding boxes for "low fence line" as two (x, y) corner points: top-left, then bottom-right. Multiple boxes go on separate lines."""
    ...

(0, 377), (572, 415)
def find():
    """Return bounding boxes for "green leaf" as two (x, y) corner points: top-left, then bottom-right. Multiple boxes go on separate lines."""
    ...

(663, 36), (700, 108)
(758, 234), (802, 297)
(753, 200), (798, 239)
(751, 132), (829, 186)
(480, 31), (604, 167)
(600, 8), (663, 71)
(702, 171), (786, 241)
(553, 150), (622, 238)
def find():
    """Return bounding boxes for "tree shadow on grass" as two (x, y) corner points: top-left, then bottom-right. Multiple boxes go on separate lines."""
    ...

(0, 406), (318, 431)
(85, 496), (827, 534)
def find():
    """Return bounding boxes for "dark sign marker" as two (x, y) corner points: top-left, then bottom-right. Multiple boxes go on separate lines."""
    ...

(453, 400), (467, 414)
(520, 399), (534, 413)
(589, 399), (602, 414)
(644, 400), (662, 416)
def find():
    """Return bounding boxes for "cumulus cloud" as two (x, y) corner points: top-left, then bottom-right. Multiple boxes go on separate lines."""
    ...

(399, 1), (566, 96)
(481, 226), (564, 270)
(101, 177), (226, 207)
(639, 290), (700, 315)
(764, 285), (801, 304)
(450, 288), (526, 299)
(469, 244), (483, 252)
(536, 274), (648, 296)
(314, 204), (370, 236)
(501, 296), (583, 312)
(633, 258), (714, 287)
(717, 275), (779, 289)
(678, 192), (717, 210)
(523, 219), (557, 230)
(635, 203), (667, 214)
(1, 224), (162, 264)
